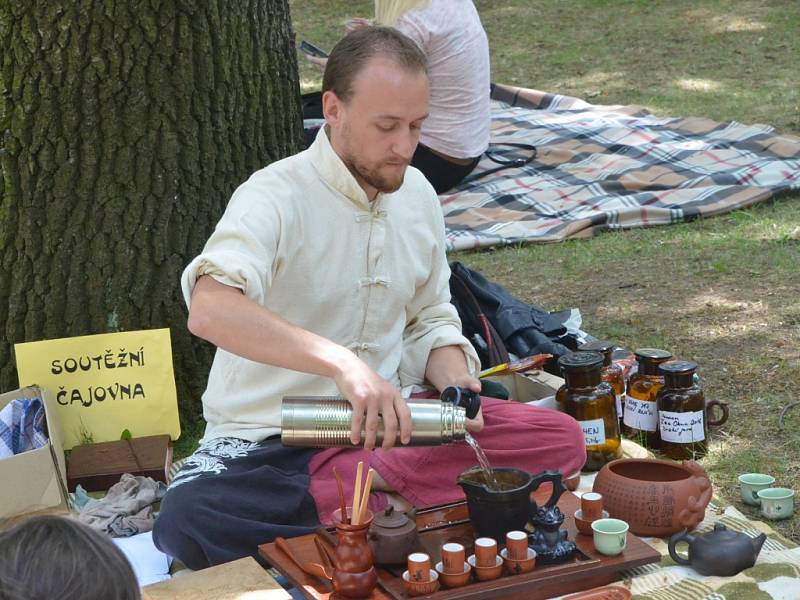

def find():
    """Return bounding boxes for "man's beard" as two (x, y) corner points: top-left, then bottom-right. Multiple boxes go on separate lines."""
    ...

(348, 156), (407, 194)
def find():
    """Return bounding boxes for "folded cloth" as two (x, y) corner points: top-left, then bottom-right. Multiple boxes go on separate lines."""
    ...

(75, 473), (166, 537)
(0, 397), (48, 458)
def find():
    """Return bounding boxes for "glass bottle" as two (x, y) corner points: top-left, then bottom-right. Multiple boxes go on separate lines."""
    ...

(578, 340), (624, 428)
(556, 351), (622, 471)
(657, 360), (708, 460)
(622, 348), (672, 449)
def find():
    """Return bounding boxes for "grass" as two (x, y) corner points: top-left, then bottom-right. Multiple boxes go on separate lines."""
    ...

(288, 0), (800, 542)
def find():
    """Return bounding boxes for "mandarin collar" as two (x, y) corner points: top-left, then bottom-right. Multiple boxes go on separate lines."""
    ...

(308, 126), (376, 211)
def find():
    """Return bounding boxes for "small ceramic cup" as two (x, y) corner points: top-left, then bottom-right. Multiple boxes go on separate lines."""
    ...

(757, 487), (795, 520)
(738, 473), (776, 506)
(581, 492), (604, 522)
(592, 518), (629, 556)
(505, 530), (529, 561)
(474, 537), (498, 568)
(441, 542), (466, 575)
(407, 552), (431, 582)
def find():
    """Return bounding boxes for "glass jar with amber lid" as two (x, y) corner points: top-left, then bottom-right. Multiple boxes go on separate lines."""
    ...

(657, 360), (729, 460)
(579, 340), (624, 428)
(622, 348), (672, 449)
(556, 351), (621, 471)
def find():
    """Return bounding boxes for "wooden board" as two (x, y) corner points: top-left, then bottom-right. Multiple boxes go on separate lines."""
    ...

(259, 489), (660, 600)
(142, 557), (291, 600)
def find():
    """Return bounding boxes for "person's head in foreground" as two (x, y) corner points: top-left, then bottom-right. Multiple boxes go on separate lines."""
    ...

(0, 514), (140, 600)
(322, 26), (429, 199)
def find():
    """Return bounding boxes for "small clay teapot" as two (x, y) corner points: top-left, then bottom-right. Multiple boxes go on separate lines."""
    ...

(668, 523), (766, 576)
(368, 506), (419, 565)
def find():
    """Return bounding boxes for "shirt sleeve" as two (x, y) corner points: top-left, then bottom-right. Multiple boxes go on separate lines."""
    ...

(397, 190), (480, 387)
(181, 179), (284, 309)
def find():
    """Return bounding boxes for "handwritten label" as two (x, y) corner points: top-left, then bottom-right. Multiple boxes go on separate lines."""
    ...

(623, 395), (657, 432)
(15, 329), (180, 449)
(660, 410), (705, 443)
(580, 418), (606, 446)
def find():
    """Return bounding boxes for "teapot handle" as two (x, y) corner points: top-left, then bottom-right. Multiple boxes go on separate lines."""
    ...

(527, 470), (566, 510)
(668, 529), (693, 566)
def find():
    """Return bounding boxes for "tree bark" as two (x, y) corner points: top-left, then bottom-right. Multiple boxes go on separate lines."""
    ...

(0, 1), (303, 424)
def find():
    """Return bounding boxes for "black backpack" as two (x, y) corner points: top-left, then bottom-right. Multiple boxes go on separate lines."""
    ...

(448, 262), (578, 374)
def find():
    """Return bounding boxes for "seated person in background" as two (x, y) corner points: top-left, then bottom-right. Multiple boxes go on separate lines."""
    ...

(307, 0), (491, 194)
(0, 514), (140, 600)
(153, 27), (584, 571)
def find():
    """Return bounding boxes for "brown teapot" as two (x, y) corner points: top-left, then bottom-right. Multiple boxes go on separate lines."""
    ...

(368, 506), (419, 565)
(668, 523), (766, 576)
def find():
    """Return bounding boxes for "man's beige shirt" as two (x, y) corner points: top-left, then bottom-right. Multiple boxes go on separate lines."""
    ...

(182, 129), (480, 442)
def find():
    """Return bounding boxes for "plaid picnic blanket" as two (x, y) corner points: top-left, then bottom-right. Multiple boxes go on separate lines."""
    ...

(443, 84), (800, 251)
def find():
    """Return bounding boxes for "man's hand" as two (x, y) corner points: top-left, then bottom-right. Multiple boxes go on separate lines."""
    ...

(425, 346), (485, 433)
(333, 351), (412, 450)
(448, 373), (484, 433)
(344, 17), (372, 33)
(304, 54), (327, 72)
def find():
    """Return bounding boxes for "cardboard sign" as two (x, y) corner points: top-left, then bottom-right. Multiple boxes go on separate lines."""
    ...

(15, 329), (180, 449)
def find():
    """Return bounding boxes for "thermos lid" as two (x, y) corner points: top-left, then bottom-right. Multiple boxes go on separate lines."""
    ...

(558, 351), (604, 371)
(659, 360), (698, 375)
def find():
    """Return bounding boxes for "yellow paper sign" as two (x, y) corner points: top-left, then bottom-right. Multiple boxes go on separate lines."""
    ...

(15, 328), (181, 449)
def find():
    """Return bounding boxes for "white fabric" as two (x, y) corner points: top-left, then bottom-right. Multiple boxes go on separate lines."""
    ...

(394, 0), (491, 159)
(182, 128), (480, 443)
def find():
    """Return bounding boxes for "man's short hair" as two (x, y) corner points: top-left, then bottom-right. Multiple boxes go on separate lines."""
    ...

(322, 27), (427, 103)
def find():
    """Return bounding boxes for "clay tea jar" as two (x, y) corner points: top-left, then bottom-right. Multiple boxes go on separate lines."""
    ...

(622, 348), (672, 450)
(579, 340), (625, 427)
(592, 458), (712, 537)
(368, 505), (419, 565)
(331, 508), (379, 599)
(557, 351), (622, 472)
(657, 361), (728, 460)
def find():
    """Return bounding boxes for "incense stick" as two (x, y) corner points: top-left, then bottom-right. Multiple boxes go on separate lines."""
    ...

(357, 468), (375, 525)
(351, 461), (364, 525)
(333, 466), (348, 524)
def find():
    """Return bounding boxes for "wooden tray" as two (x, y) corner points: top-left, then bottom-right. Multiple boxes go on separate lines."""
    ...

(259, 488), (659, 600)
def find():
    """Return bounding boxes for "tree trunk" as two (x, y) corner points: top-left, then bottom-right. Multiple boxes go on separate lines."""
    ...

(0, 1), (303, 425)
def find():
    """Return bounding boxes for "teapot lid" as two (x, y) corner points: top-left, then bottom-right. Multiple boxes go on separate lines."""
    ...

(373, 505), (409, 528)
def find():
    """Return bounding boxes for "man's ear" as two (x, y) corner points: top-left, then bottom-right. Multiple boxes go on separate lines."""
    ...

(322, 90), (343, 125)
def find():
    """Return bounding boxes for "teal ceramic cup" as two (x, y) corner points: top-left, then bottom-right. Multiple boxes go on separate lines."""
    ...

(757, 487), (795, 520)
(591, 518), (629, 556)
(738, 473), (776, 505)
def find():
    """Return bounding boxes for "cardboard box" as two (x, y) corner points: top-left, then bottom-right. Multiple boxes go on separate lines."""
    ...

(67, 434), (172, 492)
(487, 370), (563, 409)
(0, 385), (69, 520)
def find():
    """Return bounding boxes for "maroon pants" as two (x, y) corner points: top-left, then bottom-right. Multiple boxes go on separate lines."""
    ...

(309, 397), (585, 524)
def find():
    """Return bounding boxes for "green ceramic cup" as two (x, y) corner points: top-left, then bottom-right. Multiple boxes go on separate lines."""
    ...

(757, 487), (795, 520)
(738, 473), (776, 506)
(591, 518), (629, 556)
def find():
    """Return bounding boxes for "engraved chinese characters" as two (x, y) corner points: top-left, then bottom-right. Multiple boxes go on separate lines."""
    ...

(622, 348), (672, 449)
(556, 352), (622, 471)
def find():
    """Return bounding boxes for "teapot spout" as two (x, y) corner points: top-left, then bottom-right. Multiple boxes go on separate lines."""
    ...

(751, 532), (767, 558)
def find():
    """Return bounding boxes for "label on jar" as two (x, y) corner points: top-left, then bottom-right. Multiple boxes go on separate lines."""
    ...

(623, 395), (657, 432)
(615, 394), (623, 420)
(660, 410), (705, 443)
(579, 418), (606, 446)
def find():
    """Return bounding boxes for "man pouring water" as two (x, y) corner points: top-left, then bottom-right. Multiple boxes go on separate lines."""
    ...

(153, 27), (585, 570)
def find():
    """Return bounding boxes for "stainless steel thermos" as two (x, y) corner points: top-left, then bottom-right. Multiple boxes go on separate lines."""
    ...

(281, 396), (468, 447)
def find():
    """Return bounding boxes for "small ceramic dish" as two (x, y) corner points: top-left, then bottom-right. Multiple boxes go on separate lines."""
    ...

(500, 547), (537, 575)
(574, 508), (610, 535)
(434, 560), (471, 588)
(467, 554), (504, 581)
(402, 569), (440, 596)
